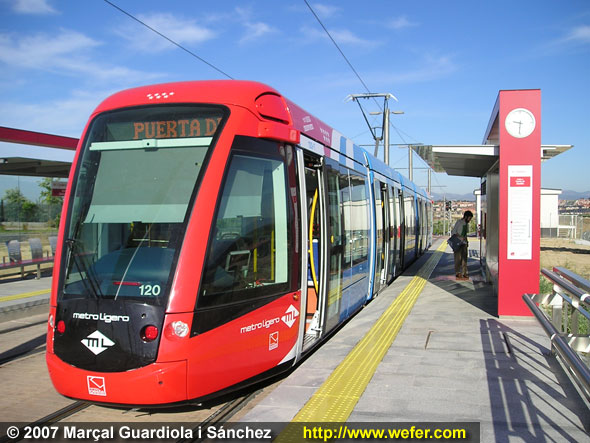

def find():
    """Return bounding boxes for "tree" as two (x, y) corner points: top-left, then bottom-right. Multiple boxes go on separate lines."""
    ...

(38, 178), (64, 227)
(2, 188), (38, 222)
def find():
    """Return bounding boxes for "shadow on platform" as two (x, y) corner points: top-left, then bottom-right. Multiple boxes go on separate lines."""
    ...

(481, 319), (590, 440)
(429, 249), (498, 317)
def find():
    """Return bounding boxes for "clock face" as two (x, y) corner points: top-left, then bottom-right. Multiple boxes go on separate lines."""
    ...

(505, 108), (536, 139)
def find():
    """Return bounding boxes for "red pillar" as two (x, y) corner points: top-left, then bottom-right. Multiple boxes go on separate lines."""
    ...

(497, 90), (541, 316)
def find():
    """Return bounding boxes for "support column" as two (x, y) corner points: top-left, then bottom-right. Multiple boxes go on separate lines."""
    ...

(497, 89), (541, 316)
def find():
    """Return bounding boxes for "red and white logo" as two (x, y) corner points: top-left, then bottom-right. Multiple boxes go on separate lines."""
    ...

(281, 305), (299, 328)
(87, 376), (106, 396)
(269, 331), (279, 350)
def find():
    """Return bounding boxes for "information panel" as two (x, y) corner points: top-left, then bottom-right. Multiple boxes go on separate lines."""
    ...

(507, 165), (533, 260)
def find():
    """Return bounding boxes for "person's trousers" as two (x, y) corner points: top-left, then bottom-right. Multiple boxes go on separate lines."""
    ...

(454, 244), (468, 276)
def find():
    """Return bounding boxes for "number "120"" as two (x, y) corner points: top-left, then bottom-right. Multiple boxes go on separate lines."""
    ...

(139, 284), (161, 296)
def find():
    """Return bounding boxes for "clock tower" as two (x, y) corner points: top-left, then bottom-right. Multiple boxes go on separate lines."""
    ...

(497, 89), (541, 316)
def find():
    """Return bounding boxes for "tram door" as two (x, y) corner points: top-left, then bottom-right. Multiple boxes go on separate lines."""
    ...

(302, 153), (326, 348)
(373, 181), (389, 294)
(396, 187), (405, 274)
(387, 185), (398, 282)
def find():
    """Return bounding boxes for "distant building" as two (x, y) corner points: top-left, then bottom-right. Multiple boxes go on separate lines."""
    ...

(540, 189), (561, 237)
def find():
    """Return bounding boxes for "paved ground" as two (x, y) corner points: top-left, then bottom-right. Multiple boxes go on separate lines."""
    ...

(241, 239), (590, 442)
(2, 240), (589, 441)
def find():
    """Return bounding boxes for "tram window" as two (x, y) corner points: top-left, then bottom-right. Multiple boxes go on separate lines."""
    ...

(61, 105), (227, 304)
(200, 152), (292, 302)
(326, 167), (345, 312)
(349, 175), (369, 265)
(340, 172), (352, 270)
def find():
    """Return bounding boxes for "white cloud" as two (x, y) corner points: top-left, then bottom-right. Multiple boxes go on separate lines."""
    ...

(233, 7), (277, 44)
(0, 30), (99, 70)
(330, 29), (378, 47)
(388, 16), (418, 30)
(541, 24), (590, 56)
(300, 25), (379, 48)
(318, 54), (458, 90)
(377, 55), (457, 84)
(12, 0), (56, 14)
(0, 90), (104, 136)
(311, 3), (340, 19)
(562, 25), (590, 44)
(0, 29), (163, 84)
(114, 12), (216, 52)
(240, 21), (276, 43)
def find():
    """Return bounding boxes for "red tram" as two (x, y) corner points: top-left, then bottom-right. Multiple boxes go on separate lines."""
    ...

(46, 81), (432, 405)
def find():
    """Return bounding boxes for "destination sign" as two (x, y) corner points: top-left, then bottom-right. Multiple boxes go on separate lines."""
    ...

(131, 117), (222, 139)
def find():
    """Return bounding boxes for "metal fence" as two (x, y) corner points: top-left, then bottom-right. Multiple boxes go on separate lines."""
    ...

(1, 201), (61, 224)
(542, 214), (590, 241)
(523, 267), (590, 403)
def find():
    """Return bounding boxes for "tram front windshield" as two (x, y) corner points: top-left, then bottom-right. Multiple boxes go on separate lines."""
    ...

(61, 105), (226, 305)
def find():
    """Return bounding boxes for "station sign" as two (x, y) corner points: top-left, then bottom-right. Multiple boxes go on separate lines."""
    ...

(51, 180), (67, 197)
(507, 165), (533, 260)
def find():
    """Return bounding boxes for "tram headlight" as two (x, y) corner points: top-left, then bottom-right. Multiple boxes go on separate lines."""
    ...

(171, 321), (189, 338)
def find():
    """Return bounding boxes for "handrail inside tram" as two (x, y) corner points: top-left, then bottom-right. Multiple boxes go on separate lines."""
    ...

(309, 189), (319, 295)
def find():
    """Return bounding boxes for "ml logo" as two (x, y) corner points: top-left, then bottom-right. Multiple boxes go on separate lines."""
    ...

(281, 305), (299, 328)
(81, 330), (115, 355)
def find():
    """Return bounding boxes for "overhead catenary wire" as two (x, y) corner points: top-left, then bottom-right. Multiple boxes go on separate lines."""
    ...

(104, 0), (432, 182)
(303, 0), (372, 96)
(302, 1), (427, 167)
(103, 0), (234, 80)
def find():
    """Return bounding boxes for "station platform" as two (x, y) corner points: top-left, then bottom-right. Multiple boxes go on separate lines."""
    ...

(0, 274), (51, 321)
(241, 238), (590, 442)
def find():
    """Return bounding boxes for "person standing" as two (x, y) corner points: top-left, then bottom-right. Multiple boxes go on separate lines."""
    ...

(451, 210), (473, 280)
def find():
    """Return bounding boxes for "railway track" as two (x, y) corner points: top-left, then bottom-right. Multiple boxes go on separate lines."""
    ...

(0, 312), (275, 442)
(0, 316), (47, 365)
(0, 390), (261, 443)
(0, 322), (268, 442)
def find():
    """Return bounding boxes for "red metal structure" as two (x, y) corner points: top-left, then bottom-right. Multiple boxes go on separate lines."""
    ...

(0, 126), (78, 150)
(0, 127), (77, 178)
(487, 90), (541, 316)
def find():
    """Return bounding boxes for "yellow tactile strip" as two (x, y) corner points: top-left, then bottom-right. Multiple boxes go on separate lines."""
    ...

(0, 289), (50, 303)
(293, 241), (446, 422)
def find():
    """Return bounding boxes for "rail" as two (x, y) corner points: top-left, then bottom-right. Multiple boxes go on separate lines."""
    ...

(523, 266), (590, 402)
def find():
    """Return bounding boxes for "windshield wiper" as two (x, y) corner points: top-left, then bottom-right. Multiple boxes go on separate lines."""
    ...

(65, 236), (103, 299)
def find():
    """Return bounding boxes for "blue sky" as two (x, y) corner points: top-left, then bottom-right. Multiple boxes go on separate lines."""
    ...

(0, 0), (589, 200)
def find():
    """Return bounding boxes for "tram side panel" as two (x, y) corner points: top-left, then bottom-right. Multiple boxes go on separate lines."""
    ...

(187, 138), (302, 399)
(321, 159), (370, 327)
